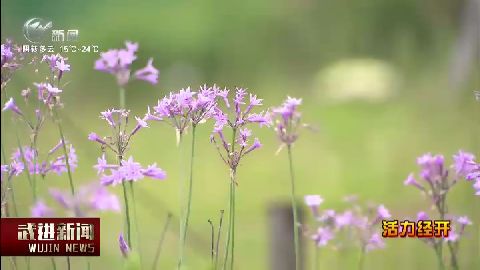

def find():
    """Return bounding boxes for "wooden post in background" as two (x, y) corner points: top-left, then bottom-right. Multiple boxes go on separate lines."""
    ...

(269, 202), (304, 270)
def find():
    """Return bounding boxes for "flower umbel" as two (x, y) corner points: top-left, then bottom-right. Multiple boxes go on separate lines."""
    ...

(95, 41), (159, 86)
(271, 96), (303, 146)
(90, 108), (166, 186)
(210, 87), (270, 172)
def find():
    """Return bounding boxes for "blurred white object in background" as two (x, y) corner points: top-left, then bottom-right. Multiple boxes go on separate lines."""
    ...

(314, 58), (400, 103)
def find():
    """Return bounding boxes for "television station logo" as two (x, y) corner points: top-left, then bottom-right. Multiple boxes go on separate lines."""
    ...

(23, 17), (79, 43)
(0, 218), (100, 256)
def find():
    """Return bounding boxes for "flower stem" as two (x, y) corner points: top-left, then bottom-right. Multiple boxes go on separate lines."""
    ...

(222, 178), (233, 270)
(51, 258), (57, 270)
(129, 181), (142, 266)
(314, 247), (320, 270)
(119, 87), (126, 109)
(208, 219), (215, 265)
(118, 87), (132, 248)
(1, 118), (18, 216)
(357, 248), (365, 270)
(447, 242), (459, 270)
(152, 213), (173, 270)
(223, 127), (238, 270)
(53, 109), (75, 195)
(230, 177), (236, 270)
(179, 126), (197, 268)
(435, 244), (445, 270)
(287, 144), (300, 270)
(13, 122), (36, 200)
(121, 178), (132, 247)
(214, 210), (225, 270)
(177, 133), (185, 270)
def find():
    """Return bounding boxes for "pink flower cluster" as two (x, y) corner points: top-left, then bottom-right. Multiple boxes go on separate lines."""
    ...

(304, 195), (389, 252)
(95, 41), (159, 86)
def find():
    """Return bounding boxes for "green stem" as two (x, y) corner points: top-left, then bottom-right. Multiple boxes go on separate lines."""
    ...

(230, 176), (236, 270)
(67, 257), (71, 270)
(54, 110), (75, 195)
(8, 176), (18, 217)
(9, 257), (17, 270)
(287, 144), (300, 270)
(214, 210), (224, 270)
(435, 244), (445, 270)
(121, 179), (131, 247)
(13, 122), (35, 200)
(118, 87), (131, 248)
(222, 127), (237, 270)
(447, 242), (458, 270)
(222, 179), (233, 270)
(152, 213), (173, 270)
(1, 92), (19, 217)
(177, 133), (185, 270)
(314, 247), (319, 270)
(119, 87), (126, 109)
(129, 181), (142, 268)
(358, 248), (365, 270)
(31, 129), (38, 207)
(180, 126), (197, 267)
(51, 258), (57, 270)
(26, 257), (31, 270)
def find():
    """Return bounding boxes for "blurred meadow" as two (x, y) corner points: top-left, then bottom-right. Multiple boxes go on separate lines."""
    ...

(1, 0), (479, 269)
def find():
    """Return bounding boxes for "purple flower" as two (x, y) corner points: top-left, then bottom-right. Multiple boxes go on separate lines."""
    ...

(335, 210), (353, 228)
(365, 233), (385, 252)
(49, 183), (120, 216)
(90, 186), (121, 212)
(304, 195), (323, 209)
(149, 85), (218, 137)
(1, 43), (14, 65)
(98, 156), (166, 186)
(94, 154), (118, 175)
(100, 109), (117, 127)
(120, 156), (144, 182)
(34, 82), (63, 107)
(9, 160), (24, 176)
(453, 150), (476, 177)
(141, 163), (167, 180)
(47, 140), (65, 156)
(0, 164), (8, 181)
(100, 168), (124, 186)
(31, 200), (54, 217)
(55, 58), (70, 72)
(210, 87), (269, 171)
(445, 229), (459, 242)
(2, 97), (23, 116)
(318, 209), (336, 223)
(88, 132), (106, 145)
(304, 195), (324, 217)
(1, 40), (22, 88)
(134, 58), (159, 85)
(377, 205), (391, 219)
(95, 41), (157, 87)
(130, 116), (149, 136)
(416, 211), (429, 221)
(271, 96), (302, 145)
(457, 216), (472, 226)
(416, 153), (446, 183)
(119, 233), (130, 258)
(49, 144), (78, 175)
(403, 173), (425, 191)
(473, 180), (480, 196)
(312, 227), (334, 247)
